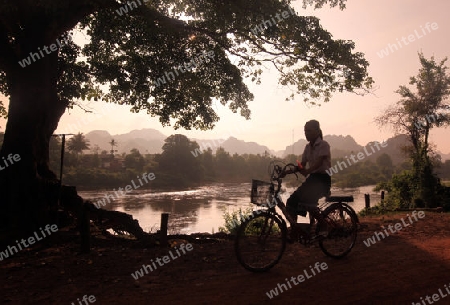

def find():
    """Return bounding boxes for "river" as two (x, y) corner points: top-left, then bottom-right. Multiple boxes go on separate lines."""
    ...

(78, 183), (381, 234)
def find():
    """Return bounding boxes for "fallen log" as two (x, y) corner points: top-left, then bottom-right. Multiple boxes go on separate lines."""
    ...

(60, 186), (156, 249)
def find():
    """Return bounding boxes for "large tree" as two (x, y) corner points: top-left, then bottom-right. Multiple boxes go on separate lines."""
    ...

(0, 0), (372, 233)
(157, 134), (204, 183)
(376, 53), (450, 207)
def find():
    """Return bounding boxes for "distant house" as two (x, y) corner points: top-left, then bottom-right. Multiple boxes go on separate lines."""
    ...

(99, 154), (125, 171)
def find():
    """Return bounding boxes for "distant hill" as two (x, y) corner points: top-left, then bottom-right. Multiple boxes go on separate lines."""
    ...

(438, 151), (450, 161)
(359, 134), (450, 164)
(83, 129), (448, 165)
(283, 138), (308, 156)
(283, 135), (363, 158)
(282, 134), (411, 166)
(221, 137), (272, 155)
(85, 128), (166, 154)
(364, 134), (410, 165)
(196, 136), (272, 155)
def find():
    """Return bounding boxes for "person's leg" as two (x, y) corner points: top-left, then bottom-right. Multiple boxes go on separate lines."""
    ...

(286, 188), (302, 223)
(286, 176), (318, 222)
(298, 174), (328, 203)
(301, 174), (331, 236)
(287, 186), (309, 242)
(287, 174), (330, 227)
(296, 174), (331, 230)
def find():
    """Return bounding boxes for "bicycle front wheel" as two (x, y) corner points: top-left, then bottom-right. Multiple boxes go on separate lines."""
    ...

(235, 212), (287, 272)
(318, 203), (358, 258)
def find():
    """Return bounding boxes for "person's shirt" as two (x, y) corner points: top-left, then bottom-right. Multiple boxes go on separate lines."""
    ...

(301, 138), (331, 174)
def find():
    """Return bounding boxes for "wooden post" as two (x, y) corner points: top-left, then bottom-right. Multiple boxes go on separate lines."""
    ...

(52, 133), (74, 226)
(381, 191), (385, 203)
(80, 203), (90, 253)
(364, 194), (370, 208)
(160, 213), (169, 247)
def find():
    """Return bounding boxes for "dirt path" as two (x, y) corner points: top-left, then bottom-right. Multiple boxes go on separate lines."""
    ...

(1, 212), (450, 304)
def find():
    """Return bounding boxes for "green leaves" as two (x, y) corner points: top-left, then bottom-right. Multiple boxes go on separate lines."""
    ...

(375, 53), (450, 208)
(1, 0), (371, 130)
(67, 132), (90, 156)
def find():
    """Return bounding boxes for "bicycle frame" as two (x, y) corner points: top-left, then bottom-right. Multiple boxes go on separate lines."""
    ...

(271, 179), (297, 225)
(264, 175), (342, 232)
(264, 177), (319, 227)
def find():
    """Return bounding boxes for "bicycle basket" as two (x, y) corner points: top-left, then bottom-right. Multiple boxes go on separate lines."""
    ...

(250, 179), (273, 206)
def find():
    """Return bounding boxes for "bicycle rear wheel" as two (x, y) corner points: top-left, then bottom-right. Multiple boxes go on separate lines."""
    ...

(235, 212), (287, 272)
(317, 203), (358, 258)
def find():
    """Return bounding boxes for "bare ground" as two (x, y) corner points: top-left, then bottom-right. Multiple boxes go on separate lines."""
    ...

(1, 212), (450, 305)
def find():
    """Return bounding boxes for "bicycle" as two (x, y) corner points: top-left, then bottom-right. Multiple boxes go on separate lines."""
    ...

(235, 161), (358, 272)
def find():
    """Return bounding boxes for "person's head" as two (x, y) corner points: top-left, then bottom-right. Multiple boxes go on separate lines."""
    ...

(304, 120), (323, 142)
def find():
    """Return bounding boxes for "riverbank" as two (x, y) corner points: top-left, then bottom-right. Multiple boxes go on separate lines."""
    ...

(78, 183), (380, 234)
(1, 211), (449, 304)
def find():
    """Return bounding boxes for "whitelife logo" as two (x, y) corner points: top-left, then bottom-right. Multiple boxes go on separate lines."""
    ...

(266, 262), (328, 299)
(131, 243), (193, 280)
(363, 211), (425, 247)
(0, 224), (58, 261)
(18, 34), (72, 68)
(250, 7), (296, 35)
(152, 51), (215, 88)
(377, 22), (439, 58)
(93, 172), (155, 208)
(412, 282), (450, 305)
(115, 0), (150, 16)
(70, 295), (96, 305)
(0, 153), (21, 171)
(326, 141), (387, 176)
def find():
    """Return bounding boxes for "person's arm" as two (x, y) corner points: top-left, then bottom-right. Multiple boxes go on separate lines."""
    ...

(281, 145), (310, 177)
(281, 166), (299, 176)
(299, 156), (327, 176)
(299, 141), (330, 176)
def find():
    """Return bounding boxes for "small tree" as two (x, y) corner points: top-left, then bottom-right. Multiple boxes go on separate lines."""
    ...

(124, 148), (145, 171)
(376, 153), (394, 179)
(109, 139), (118, 156)
(376, 53), (450, 207)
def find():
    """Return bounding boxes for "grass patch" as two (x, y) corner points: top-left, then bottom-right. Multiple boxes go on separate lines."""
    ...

(358, 201), (396, 216)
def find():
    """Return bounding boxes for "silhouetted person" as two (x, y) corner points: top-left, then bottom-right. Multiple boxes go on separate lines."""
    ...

(281, 120), (331, 223)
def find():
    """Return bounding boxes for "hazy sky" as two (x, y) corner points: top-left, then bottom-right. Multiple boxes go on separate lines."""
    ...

(2, 0), (450, 153)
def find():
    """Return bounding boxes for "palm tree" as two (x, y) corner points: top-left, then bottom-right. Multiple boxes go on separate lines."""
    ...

(109, 139), (118, 156)
(67, 133), (90, 158)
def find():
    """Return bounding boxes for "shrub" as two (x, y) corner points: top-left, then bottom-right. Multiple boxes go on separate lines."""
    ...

(219, 206), (254, 235)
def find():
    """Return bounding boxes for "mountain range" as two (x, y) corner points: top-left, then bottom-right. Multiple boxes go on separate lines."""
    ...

(84, 128), (450, 162)
(86, 129), (166, 154)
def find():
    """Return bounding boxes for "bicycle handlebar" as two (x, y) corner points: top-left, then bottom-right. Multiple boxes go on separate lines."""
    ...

(271, 163), (299, 181)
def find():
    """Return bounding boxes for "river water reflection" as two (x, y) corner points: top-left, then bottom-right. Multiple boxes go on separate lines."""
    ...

(79, 183), (380, 234)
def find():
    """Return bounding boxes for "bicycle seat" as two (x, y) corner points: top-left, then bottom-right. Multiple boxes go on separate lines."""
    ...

(326, 195), (354, 203)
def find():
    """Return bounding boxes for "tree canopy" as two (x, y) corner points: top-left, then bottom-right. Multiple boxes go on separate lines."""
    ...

(0, 0), (372, 131)
(0, 0), (373, 234)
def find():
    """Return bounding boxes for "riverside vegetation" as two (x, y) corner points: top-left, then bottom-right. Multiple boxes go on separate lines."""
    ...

(39, 133), (450, 190)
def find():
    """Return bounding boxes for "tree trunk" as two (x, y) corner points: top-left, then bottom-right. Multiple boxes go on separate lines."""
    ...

(0, 49), (67, 237)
